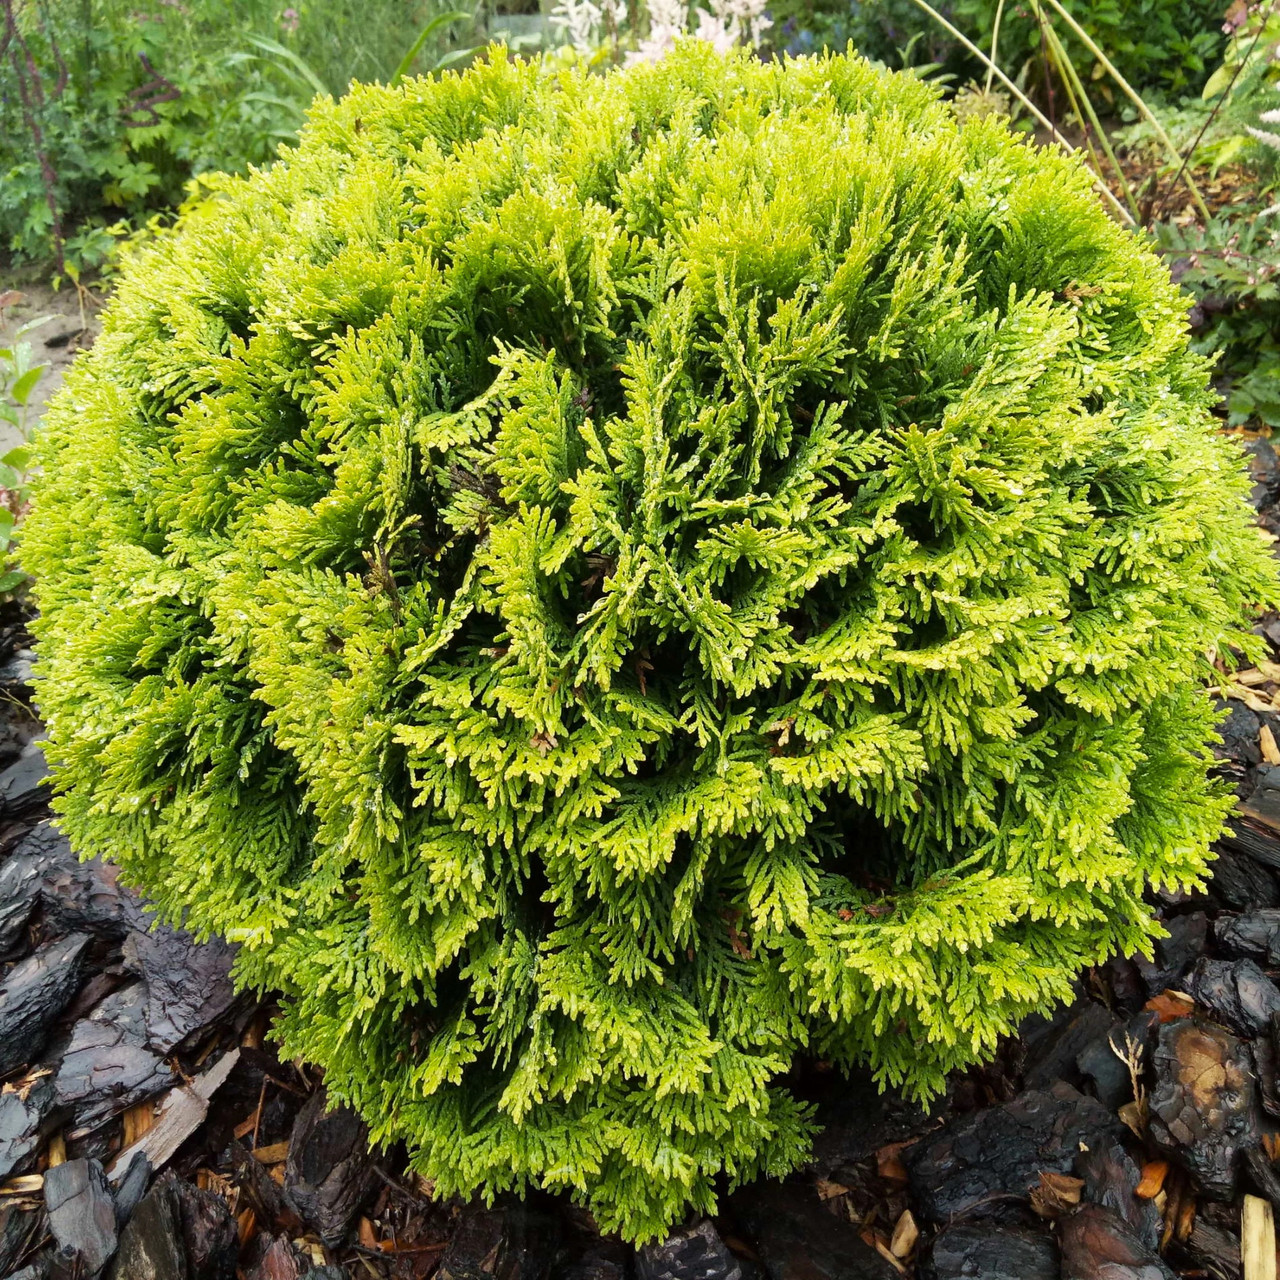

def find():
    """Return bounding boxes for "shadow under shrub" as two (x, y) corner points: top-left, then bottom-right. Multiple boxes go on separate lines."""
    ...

(22, 43), (1278, 1242)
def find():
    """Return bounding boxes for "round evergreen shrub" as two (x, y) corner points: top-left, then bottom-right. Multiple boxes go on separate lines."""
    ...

(23, 43), (1278, 1241)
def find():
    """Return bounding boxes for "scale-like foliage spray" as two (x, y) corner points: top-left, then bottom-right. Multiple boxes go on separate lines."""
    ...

(23, 43), (1277, 1241)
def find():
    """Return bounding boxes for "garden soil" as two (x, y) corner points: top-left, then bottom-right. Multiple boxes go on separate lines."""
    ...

(0, 273), (103, 457)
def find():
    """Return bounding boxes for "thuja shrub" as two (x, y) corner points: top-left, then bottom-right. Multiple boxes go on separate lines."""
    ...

(24, 43), (1278, 1240)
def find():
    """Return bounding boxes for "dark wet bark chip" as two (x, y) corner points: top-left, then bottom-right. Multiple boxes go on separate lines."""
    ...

(923, 1222), (1059, 1280)
(1147, 1018), (1260, 1201)
(636, 1220), (743, 1280)
(1059, 1203), (1178, 1280)
(55, 981), (175, 1137)
(0, 932), (91, 1076)
(730, 1181), (900, 1280)
(905, 1084), (1124, 1223)
(44, 1157), (118, 1278)
(282, 1087), (377, 1245)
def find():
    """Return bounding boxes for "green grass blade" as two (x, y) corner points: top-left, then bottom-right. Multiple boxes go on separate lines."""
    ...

(391, 11), (473, 86)
(245, 35), (332, 99)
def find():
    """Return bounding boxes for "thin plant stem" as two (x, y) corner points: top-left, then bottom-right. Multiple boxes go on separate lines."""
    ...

(1037, 12), (1099, 172)
(1038, 9), (1138, 219)
(1036, 0), (1212, 222)
(1035, 0), (1057, 137)
(900, 0), (1136, 226)
(984, 0), (1006, 95)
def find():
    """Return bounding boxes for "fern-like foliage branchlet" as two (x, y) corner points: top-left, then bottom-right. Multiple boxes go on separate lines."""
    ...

(23, 43), (1279, 1241)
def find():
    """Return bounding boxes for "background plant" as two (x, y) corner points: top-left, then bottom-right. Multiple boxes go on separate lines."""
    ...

(1115, 3), (1280, 432)
(765, 0), (1227, 92)
(0, 290), (47, 595)
(950, 0), (1226, 97)
(887, 0), (1280, 444)
(551, 0), (771, 61)
(765, 0), (963, 69)
(1155, 214), (1280, 428)
(1203, 0), (1280, 182)
(0, 0), (474, 271)
(1106, 3), (1280, 189)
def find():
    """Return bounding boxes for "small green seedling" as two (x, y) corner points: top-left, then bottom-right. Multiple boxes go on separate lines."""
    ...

(0, 292), (50, 597)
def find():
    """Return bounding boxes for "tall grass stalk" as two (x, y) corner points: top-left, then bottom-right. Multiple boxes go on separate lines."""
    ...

(983, 0), (1005, 95)
(1034, 0), (1211, 222)
(1037, 12), (1138, 218)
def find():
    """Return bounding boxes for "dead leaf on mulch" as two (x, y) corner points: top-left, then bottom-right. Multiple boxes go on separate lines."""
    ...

(889, 1209), (918, 1259)
(1225, 681), (1275, 713)
(2, 1068), (52, 1101)
(1234, 668), (1272, 688)
(1144, 989), (1197, 1023)
(876, 1140), (914, 1185)
(1177, 1194), (1196, 1243)
(1118, 1100), (1146, 1138)
(859, 1226), (906, 1276)
(1135, 1160), (1169, 1199)
(0, 1174), (43, 1195)
(1030, 1170), (1085, 1218)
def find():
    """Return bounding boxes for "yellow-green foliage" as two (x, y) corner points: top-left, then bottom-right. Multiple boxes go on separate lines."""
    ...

(23, 42), (1278, 1241)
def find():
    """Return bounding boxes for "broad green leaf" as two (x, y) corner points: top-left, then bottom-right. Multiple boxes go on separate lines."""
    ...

(10, 365), (45, 408)
(1202, 61), (1233, 100)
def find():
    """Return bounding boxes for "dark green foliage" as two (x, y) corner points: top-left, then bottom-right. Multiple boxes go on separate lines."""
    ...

(772, 0), (1225, 94)
(767, 0), (962, 70)
(1157, 215), (1280, 429)
(949, 0), (1225, 95)
(23, 44), (1277, 1241)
